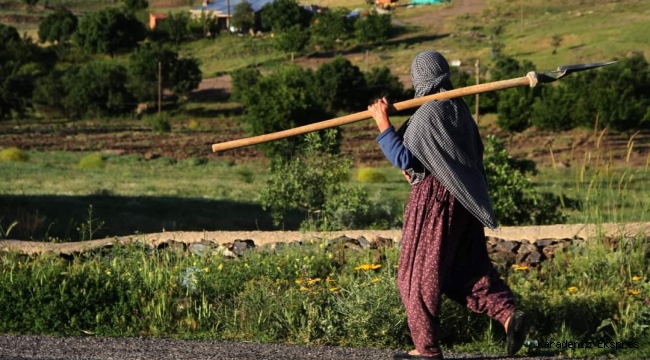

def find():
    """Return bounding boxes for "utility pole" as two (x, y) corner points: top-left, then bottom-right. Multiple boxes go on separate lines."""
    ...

(474, 59), (480, 124)
(521, 2), (524, 32)
(227, 0), (231, 31)
(158, 62), (162, 116)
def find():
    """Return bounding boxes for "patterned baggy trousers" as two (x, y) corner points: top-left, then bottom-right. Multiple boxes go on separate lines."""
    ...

(397, 174), (515, 356)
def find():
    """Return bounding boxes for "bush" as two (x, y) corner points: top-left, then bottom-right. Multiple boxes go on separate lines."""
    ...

(365, 66), (406, 103)
(261, 130), (370, 230)
(0, 147), (29, 162)
(78, 154), (106, 169)
(145, 114), (171, 133)
(354, 11), (392, 46)
(484, 136), (567, 225)
(357, 168), (386, 183)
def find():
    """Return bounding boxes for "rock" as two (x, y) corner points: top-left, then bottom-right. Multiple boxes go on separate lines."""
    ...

(485, 236), (502, 247)
(372, 236), (393, 249)
(356, 236), (371, 250)
(490, 250), (517, 266)
(517, 242), (538, 255)
(144, 152), (160, 160)
(527, 250), (544, 265)
(216, 244), (236, 258)
(189, 243), (208, 257)
(157, 240), (186, 251)
(496, 240), (520, 253)
(232, 239), (256, 256)
(534, 238), (557, 247)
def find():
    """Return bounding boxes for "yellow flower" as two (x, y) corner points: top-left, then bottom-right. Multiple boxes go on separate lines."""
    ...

(299, 286), (309, 291)
(513, 264), (529, 271)
(632, 276), (643, 281)
(627, 289), (640, 296)
(203, 267), (210, 273)
(329, 287), (338, 292)
(307, 278), (321, 286)
(355, 264), (382, 271)
(326, 277), (334, 283)
(295, 279), (303, 285)
(568, 286), (578, 293)
(217, 263), (223, 271)
(372, 277), (380, 283)
(105, 269), (111, 275)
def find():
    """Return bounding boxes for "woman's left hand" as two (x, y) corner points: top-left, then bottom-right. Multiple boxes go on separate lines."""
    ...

(368, 97), (392, 132)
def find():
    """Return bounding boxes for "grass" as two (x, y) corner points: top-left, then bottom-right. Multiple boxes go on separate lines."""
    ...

(1, 234), (650, 358)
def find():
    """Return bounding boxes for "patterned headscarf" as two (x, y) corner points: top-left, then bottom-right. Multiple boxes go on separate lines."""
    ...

(402, 51), (498, 229)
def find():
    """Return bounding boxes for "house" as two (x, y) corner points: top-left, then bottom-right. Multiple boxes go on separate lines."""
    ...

(189, 0), (276, 29)
(149, 13), (168, 30)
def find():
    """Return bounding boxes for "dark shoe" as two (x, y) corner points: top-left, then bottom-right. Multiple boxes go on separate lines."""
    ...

(393, 352), (443, 360)
(507, 310), (530, 356)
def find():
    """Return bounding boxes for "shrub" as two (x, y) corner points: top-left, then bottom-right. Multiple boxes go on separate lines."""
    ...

(78, 154), (106, 169)
(0, 147), (29, 162)
(145, 114), (171, 133)
(357, 168), (386, 183)
(484, 136), (567, 225)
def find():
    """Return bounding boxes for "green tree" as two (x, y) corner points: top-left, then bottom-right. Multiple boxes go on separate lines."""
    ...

(260, 0), (312, 32)
(364, 66), (405, 103)
(232, 65), (330, 159)
(151, 12), (191, 44)
(315, 56), (367, 113)
(274, 24), (310, 53)
(127, 44), (202, 102)
(53, 62), (136, 119)
(74, 8), (146, 56)
(230, 67), (260, 103)
(1, 24), (56, 120)
(492, 56), (540, 132)
(484, 136), (567, 225)
(38, 7), (78, 45)
(309, 8), (353, 51)
(232, 0), (256, 33)
(354, 12), (392, 46)
(121, 0), (148, 12)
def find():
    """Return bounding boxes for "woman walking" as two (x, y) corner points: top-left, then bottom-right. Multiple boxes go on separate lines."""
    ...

(368, 51), (529, 360)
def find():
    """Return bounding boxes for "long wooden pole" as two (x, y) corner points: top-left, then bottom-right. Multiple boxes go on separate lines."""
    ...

(211, 72), (539, 153)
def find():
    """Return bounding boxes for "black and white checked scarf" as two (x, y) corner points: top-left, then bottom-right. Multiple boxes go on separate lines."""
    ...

(400, 51), (498, 229)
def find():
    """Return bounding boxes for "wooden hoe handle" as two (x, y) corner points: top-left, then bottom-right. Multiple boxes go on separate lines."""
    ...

(211, 72), (538, 153)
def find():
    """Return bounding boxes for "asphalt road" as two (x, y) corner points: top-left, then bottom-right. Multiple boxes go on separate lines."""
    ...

(0, 335), (570, 360)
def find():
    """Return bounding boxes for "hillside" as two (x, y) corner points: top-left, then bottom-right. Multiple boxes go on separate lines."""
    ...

(0, 0), (649, 167)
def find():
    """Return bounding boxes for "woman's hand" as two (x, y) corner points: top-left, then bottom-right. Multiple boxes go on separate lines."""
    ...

(368, 97), (392, 132)
(401, 170), (411, 183)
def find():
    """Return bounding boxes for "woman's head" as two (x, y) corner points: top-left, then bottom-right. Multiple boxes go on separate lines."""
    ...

(411, 51), (454, 98)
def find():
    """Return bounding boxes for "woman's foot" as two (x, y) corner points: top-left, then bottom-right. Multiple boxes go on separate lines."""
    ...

(506, 310), (530, 356)
(393, 350), (443, 359)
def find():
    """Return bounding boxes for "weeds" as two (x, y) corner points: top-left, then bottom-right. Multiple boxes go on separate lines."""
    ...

(1, 236), (649, 357)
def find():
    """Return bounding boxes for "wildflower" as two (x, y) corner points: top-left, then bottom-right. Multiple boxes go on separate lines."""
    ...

(329, 287), (338, 292)
(355, 264), (382, 271)
(299, 286), (309, 291)
(105, 269), (111, 275)
(513, 264), (529, 271)
(307, 278), (321, 286)
(217, 263), (223, 271)
(627, 289), (640, 296)
(295, 279), (303, 285)
(244, 263), (250, 268)
(372, 277), (380, 283)
(568, 286), (578, 293)
(203, 267), (210, 273)
(326, 277), (334, 283)
(632, 276), (643, 281)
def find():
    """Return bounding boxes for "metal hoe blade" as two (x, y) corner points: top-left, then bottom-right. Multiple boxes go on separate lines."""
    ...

(537, 61), (617, 83)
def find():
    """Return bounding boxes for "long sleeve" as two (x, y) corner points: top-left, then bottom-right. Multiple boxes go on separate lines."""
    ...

(376, 126), (418, 170)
